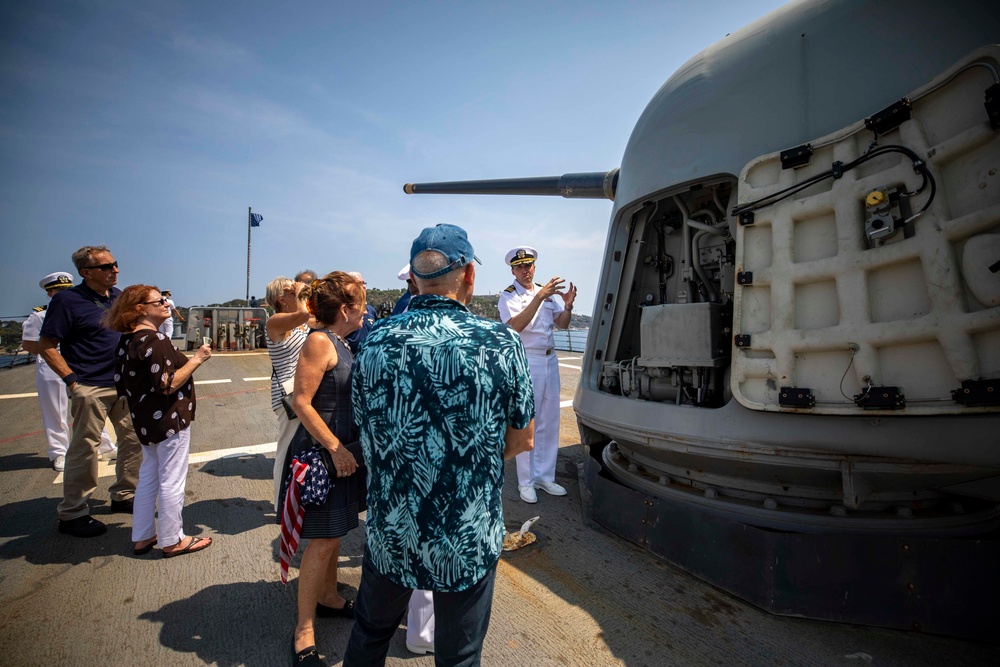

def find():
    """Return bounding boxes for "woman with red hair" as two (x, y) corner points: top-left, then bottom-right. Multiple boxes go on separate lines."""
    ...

(105, 285), (213, 558)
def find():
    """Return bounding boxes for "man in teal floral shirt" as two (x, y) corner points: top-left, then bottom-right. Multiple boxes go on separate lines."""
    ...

(345, 224), (535, 667)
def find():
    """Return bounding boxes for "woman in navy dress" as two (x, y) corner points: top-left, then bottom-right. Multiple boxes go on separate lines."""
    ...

(278, 271), (367, 666)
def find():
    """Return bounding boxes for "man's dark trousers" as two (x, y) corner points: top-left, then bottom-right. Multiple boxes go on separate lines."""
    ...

(343, 557), (497, 667)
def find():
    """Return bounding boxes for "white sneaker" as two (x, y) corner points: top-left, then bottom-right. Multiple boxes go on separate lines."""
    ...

(53, 455), (65, 472)
(518, 484), (538, 504)
(534, 480), (567, 496)
(98, 445), (118, 461)
(405, 639), (434, 655)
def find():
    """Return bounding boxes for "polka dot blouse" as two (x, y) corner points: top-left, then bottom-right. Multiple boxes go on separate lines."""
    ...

(114, 330), (196, 445)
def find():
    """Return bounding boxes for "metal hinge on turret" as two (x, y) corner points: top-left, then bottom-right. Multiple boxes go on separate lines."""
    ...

(854, 386), (905, 410)
(779, 387), (815, 408)
(780, 144), (813, 169)
(951, 379), (1000, 407)
(865, 98), (912, 135)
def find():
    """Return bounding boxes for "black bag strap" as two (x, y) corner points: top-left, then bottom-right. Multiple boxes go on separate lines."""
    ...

(271, 367), (289, 398)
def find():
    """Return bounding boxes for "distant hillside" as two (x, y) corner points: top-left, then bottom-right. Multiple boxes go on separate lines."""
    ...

(196, 291), (592, 329)
(367, 288), (591, 327)
(1, 320), (25, 353)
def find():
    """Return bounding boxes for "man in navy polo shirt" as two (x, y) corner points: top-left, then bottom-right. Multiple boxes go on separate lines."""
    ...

(39, 245), (142, 538)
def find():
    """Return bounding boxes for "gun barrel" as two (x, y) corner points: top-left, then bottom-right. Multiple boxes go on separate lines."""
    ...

(403, 169), (618, 200)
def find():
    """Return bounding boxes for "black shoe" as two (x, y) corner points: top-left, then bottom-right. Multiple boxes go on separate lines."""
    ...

(110, 498), (134, 514)
(292, 642), (326, 666)
(58, 516), (108, 538)
(316, 599), (354, 618)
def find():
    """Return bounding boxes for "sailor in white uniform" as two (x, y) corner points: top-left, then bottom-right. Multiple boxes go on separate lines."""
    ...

(497, 246), (577, 503)
(21, 272), (117, 471)
(158, 290), (184, 339)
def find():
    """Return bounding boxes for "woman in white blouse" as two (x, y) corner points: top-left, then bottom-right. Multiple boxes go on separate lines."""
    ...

(264, 277), (314, 509)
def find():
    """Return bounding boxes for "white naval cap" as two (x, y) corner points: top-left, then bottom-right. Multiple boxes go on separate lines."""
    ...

(505, 246), (538, 266)
(397, 264), (410, 281)
(40, 272), (74, 291)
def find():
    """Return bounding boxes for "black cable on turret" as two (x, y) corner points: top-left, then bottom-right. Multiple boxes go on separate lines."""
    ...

(732, 145), (935, 223)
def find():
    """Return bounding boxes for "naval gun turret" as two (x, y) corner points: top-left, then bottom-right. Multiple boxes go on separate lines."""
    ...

(404, 0), (1000, 641)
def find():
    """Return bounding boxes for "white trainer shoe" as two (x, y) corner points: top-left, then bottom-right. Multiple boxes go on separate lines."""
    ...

(534, 480), (567, 496)
(98, 445), (118, 461)
(405, 639), (434, 655)
(518, 484), (538, 504)
(53, 455), (65, 472)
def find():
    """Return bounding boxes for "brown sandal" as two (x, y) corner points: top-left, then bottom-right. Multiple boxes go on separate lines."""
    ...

(134, 536), (157, 555)
(163, 536), (212, 558)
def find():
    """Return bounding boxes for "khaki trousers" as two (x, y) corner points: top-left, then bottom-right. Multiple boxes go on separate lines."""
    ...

(58, 384), (142, 521)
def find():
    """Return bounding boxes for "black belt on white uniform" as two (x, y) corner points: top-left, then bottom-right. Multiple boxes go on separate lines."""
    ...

(524, 347), (554, 355)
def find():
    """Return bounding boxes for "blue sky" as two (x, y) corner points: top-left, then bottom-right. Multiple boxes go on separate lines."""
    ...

(0, 0), (786, 319)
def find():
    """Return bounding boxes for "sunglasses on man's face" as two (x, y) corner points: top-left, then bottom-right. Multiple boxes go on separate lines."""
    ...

(86, 261), (119, 271)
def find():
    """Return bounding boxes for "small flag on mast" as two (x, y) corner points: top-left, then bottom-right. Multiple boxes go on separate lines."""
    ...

(250, 213), (263, 227)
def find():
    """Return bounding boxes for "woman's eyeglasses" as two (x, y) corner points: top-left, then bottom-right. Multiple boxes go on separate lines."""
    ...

(144, 298), (169, 306)
(86, 261), (119, 271)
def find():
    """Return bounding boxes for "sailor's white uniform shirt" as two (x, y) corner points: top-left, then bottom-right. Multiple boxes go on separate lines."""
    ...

(497, 281), (564, 351)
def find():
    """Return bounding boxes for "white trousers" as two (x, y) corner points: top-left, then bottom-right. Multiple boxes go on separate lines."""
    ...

(516, 350), (560, 487)
(406, 589), (435, 647)
(273, 407), (300, 510)
(36, 362), (113, 460)
(132, 426), (190, 548)
(36, 363), (69, 460)
(159, 318), (174, 339)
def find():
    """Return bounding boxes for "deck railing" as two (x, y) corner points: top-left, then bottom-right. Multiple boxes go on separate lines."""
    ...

(552, 328), (589, 353)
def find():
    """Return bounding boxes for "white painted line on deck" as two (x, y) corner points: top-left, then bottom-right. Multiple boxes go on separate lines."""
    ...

(50, 391), (579, 483)
(181, 351), (270, 359)
(195, 379), (232, 385)
(54, 442), (279, 483)
(560, 355), (583, 361)
(206, 351), (269, 357)
(188, 441), (276, 464)
(242, 377), (270, 382)
(559, 363), (580, 370)
(0, 392), (39, 400)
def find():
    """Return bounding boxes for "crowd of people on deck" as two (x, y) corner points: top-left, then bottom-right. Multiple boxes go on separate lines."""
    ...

(24, 225), (577, 667)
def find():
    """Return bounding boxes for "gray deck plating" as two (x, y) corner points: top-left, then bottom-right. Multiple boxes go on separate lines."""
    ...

(0, 353), (995, 666)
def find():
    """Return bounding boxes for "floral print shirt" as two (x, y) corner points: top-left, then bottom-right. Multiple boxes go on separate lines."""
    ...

(352, 295), (534, 591)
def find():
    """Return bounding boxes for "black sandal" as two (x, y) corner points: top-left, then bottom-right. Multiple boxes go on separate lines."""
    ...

(133, 536), (157, 555)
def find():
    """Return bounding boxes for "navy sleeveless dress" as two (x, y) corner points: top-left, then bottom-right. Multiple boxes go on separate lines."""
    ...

(277, 330), (366, 539)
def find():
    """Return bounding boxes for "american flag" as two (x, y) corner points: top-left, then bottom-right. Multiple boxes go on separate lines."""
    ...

(279, 458), (309, 583)
(250, 212), (263, 227)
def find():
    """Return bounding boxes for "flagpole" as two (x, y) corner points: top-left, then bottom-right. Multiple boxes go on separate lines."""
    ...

(246, 206), (252, 305)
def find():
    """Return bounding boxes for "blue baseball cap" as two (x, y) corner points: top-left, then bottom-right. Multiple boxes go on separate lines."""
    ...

(409, 224), (482, 279)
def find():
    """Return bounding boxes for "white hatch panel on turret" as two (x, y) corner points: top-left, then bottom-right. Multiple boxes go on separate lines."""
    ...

(731, 47), (1000, 416)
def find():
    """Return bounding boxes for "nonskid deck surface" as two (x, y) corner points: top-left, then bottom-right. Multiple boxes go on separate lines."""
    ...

(0, 352), (995, 666)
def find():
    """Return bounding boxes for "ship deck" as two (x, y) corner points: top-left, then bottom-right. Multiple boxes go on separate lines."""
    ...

(0, 351), (996, 666)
